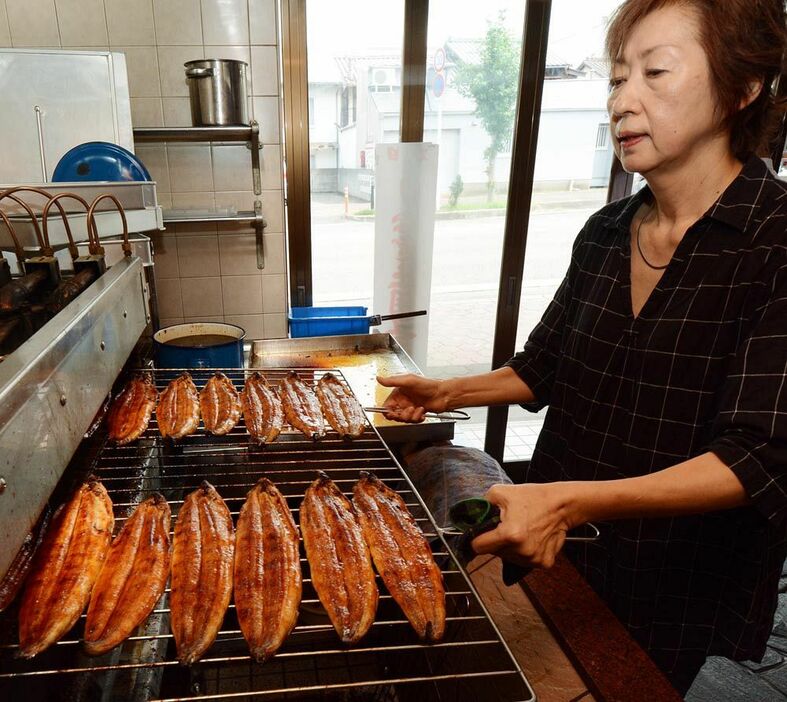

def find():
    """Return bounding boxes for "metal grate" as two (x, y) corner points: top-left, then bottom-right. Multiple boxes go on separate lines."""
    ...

(0, 368), (535, 702)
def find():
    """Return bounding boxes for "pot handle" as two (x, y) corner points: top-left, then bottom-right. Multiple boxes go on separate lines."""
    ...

(185, 67), (214, 78)
(367, 310), (428, 326)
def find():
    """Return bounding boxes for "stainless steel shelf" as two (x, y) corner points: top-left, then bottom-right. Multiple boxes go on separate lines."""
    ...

(0, 180), (163, 251)
(2, 207), (163, 252)
(162, 209), (263, 225)
(163, 202), (266, 269)
(132, 123), (258, 143)
(134, 121), (263, 208)
(134, 122), (264, 267)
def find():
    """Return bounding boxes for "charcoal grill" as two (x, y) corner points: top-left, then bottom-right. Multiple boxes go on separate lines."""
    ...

(0, 367), (535, 702)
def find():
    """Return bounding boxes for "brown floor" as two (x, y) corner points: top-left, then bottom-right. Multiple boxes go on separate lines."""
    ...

(466, 554), (595, 702)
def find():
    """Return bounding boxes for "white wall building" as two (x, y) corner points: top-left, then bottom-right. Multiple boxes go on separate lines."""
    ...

(537, 78), (614, 188)
(307, 46), (614, 200)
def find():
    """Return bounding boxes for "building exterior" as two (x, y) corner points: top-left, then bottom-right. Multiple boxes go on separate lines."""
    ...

(308, 42), (614, 201)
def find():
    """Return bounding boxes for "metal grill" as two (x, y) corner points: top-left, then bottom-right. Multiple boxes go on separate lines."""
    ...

(0, 368), (535, 702)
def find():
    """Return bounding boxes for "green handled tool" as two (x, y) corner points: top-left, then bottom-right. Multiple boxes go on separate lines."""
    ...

(442, 497), (600, 586)
(443, 497), (600, 542)
(446, 497), (501, 536)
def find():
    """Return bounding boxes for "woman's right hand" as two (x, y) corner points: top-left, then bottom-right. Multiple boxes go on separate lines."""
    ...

(376, 374), (448, 423)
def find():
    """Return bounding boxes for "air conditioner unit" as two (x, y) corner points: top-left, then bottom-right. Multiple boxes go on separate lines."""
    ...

(370, 67), (397, 86)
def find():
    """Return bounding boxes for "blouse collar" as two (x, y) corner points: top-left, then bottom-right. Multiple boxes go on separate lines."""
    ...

(609, 155), (777, 235)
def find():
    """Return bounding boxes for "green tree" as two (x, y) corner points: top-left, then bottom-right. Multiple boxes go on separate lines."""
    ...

(453, 14), (520, 202)
(448, 174), (464, 207)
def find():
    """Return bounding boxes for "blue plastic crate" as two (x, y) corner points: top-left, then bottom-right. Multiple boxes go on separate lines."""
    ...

(288, 306), (370, 337)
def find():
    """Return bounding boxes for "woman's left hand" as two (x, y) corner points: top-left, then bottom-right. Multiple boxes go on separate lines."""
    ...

(471, 483), (577, 569)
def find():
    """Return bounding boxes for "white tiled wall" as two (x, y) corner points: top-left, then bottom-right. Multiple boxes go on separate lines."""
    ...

(0, 0), (288, 340)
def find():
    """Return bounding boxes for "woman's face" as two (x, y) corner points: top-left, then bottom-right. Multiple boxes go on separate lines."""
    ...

(607, 4), (724, 176)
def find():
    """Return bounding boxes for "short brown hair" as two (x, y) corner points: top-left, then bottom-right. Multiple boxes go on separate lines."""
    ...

(605, 0), (787, 160)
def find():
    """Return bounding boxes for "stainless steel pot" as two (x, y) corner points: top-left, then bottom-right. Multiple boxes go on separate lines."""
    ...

(184, 59), (249, 126)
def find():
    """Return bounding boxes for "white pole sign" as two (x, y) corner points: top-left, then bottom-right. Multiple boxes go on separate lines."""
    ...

(373, 142), (439, 369)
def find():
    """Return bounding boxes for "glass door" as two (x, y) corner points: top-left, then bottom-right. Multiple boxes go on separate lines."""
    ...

(503, 0), (622, 462)
(422, 1), (527, 443)
(306, 1), (405, 310)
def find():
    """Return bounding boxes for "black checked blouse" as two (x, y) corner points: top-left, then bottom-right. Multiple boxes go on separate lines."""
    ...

(505, 155), (787, 676)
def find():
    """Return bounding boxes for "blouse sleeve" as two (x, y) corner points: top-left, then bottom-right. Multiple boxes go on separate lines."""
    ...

(708, 261), (787, 524)
(503, 228), (585, 411)
(504, 275), (570, 411)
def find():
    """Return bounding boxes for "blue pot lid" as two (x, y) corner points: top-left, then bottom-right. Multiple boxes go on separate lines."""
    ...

(52, 141), (152, 182)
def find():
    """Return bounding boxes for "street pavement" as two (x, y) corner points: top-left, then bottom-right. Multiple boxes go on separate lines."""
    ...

(311, 191), (604, 460)
(311, 192), (604, 375)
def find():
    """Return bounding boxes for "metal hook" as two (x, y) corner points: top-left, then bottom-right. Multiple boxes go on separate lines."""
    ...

(42, 192), (90, 262)
(0, 209), (26, 262)
(87, 194), (130, 257)
(0, 187), (51, 254)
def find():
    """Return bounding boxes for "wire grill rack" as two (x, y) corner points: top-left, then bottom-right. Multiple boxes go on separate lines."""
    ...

(0, 368), (535, 702)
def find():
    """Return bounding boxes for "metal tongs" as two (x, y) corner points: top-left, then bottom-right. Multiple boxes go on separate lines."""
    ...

(364, 407), (471, 420)
(439, 497), (600, 585)
(440, 497), (600, 540)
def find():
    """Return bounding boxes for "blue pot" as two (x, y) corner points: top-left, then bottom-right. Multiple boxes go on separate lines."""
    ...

(153, 322), (245, 368)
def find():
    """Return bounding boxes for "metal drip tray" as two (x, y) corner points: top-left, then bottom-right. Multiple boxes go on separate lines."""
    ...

(251, 334), (455, 444)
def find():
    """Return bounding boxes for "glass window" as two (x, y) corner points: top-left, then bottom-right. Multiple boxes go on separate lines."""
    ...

(303, 0), (624, 465)
(306, 1), (405, 309)
(424, 1), (526, 435)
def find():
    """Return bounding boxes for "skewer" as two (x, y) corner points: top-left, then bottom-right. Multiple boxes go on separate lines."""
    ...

(364, 407), (471, 420)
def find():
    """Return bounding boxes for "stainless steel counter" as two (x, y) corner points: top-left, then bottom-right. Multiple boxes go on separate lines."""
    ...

(0, 256), (150, 576)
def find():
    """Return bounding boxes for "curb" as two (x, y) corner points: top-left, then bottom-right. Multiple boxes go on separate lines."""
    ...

(345, 199), (599, 222)
(346, 208), (506, 222)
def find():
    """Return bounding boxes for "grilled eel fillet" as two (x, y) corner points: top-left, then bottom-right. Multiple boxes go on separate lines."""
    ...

(241, 372), (284, 445)
(157, 372), (201, 439)
(316, 372), (366, 438)
(200, 372), (242, 435)
(301, 472), (378, 643)
(0, 507), (50, 613)
(107, 374), (157, 444)
(84, 494), (171, 656)
(353, 472), (445, 641)
(170, 481), (234, 665)
(18, 478), (114, 658)
(235, 479), (302, 661)
(279, 371), (326, 440)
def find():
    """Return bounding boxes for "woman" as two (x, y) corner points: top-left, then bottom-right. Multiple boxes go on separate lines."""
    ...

(380, 0), (787, 694)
